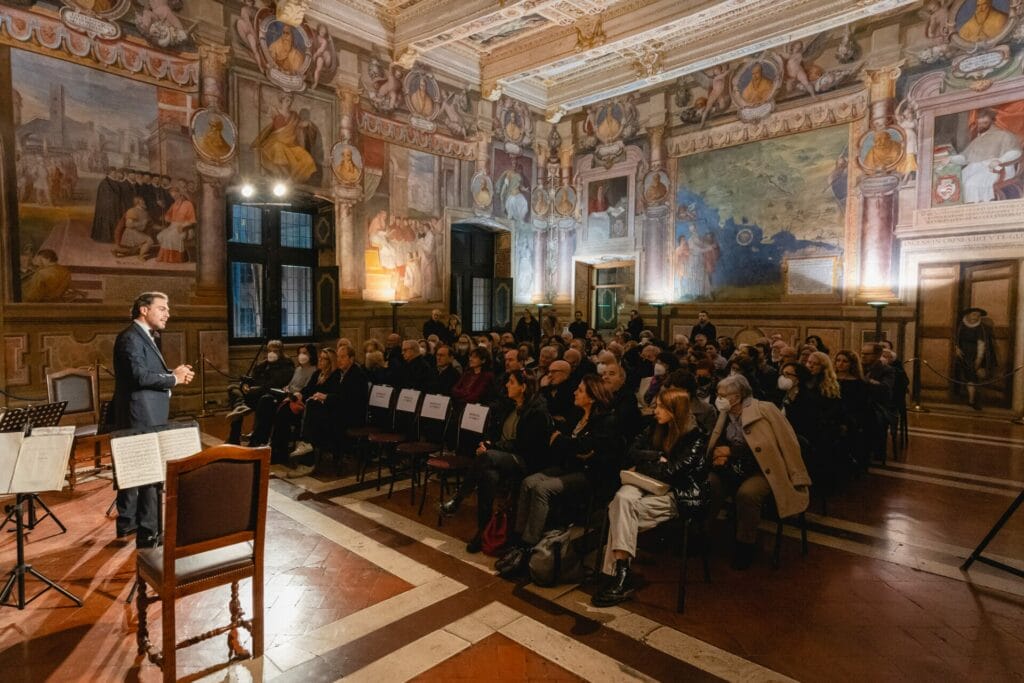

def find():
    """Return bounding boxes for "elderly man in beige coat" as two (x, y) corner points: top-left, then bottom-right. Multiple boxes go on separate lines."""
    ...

(707, 374), (811, 569)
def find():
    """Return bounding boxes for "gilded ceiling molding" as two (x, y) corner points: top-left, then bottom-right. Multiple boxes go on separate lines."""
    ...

(666, 89), (868, 157)
(0, 6), (199, 91)
(357, 109), (477, 160)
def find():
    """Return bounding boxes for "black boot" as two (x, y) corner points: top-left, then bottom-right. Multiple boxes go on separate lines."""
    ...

(592, 560), (633, 607)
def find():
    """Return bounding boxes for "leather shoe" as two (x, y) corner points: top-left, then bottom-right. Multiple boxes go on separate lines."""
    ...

(439, 497), (460, 516)
(465, 535), (482, 554)
(591, 560), (633, 607)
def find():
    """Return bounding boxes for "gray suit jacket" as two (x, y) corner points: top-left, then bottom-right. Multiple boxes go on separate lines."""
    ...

(112, 322), (176, 429)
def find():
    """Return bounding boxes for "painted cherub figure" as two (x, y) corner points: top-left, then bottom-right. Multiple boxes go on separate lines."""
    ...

(924, 0), (956, 42)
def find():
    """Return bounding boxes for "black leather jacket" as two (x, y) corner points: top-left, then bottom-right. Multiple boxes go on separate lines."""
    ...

(628, 425), (710, 511)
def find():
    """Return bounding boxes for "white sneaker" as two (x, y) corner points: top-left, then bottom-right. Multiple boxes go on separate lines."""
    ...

(226, 404), (252, 419)
(286, 464), (314, 479)
(289, 441), (314, 458)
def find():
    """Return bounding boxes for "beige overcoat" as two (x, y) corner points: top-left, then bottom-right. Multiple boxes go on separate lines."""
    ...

(708, 399), (811, 518)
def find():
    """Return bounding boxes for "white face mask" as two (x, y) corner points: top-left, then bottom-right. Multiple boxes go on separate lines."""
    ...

(297, 353), (309, 364)
(596, 363), (608, 375)
(266, 352), (279, 363)
(715, 396), (733, 412)
(777, 376), (794, 391)
(653, 363), (667, 377)
(419, 345), (428, 355)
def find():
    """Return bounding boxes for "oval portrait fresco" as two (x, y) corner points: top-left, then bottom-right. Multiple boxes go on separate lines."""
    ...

(191, 108), (237, 164)
(331, 142), (363, 186)
(471, 171), (494, 211)
(260, 19), (313, 77)
(951, 0), (1016, 49)
(732, 56), (783, 108)
(642, 169), (670, 205)
(553, 186), (577, 217)
(857, 126), (906, 174)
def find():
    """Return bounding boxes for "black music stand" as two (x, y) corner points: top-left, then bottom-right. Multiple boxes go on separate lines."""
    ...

(0, 494), (82, 610)
(1, 402), (68, 534)
(961, 489), (1024, 580)
(0, 408), (29, 432)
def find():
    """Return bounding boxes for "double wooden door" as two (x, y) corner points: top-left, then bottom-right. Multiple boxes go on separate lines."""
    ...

(916, 260), (1017, 408)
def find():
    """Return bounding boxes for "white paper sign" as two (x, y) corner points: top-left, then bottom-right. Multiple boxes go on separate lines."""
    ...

(396, 389), (421, 413)
(460, 404), (489, 434)
(369, 385), (393, 408)
(420, 395), (449, 421)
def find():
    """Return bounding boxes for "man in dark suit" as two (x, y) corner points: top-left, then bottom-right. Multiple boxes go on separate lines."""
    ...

(690, 310), (717, 347)
(112, 291), (194, 547)
(429, 345), (461, 396)
(396, 340), (432, 391)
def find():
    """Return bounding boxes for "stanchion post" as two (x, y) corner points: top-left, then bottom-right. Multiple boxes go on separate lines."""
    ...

(909, 357), (929, 413)
(198, 355), (212, 418)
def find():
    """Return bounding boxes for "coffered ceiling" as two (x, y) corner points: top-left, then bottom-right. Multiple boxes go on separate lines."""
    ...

(310, 0), (918, 119)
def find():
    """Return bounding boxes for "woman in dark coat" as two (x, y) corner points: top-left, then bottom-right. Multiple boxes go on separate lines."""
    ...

(440, 371), (552, 552)
(269, 348), (341, 464)
(834, 349), (871, 470)
(593, 387), (709, 606)
(497, 375), (623, 577)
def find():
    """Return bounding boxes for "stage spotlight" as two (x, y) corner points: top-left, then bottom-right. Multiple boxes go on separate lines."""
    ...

(240, 183), (255, 198)
(272, 182), (288, 197)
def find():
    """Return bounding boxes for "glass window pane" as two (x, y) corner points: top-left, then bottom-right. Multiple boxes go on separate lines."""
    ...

(230, 261), (263, 338)
(281, 265), (313, 337)
(230, 205), (262, 244)
(280, 211), (313, 249)
(471, 277), (491, 332)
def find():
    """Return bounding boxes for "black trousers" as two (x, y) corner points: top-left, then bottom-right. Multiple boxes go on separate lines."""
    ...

(456, 449), (526, 534)
(116, 484), (159, 547)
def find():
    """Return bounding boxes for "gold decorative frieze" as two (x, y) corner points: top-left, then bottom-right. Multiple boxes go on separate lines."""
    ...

(667, 90), (868, 157)
(357, 109), (477, 160)
(0, 6), (199, 91)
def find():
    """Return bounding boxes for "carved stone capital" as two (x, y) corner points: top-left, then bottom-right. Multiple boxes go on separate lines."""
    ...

(861, 62), (904, 103)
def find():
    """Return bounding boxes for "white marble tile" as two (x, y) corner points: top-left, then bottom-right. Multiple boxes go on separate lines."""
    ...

(554, 590), (661, 640)
(339, 499), (497, 575)
(500, 614), (657, 682)
(469, 601), (522, 632)
(443, 614), (495, 644)
(523, 580), (580, 602)
(339, 629), (471, 683)
(267, 489), (440, 586)
(301, 576), (464, 657)
(644, 625), (796, 683)
(194, 655), (282, 683)
(264, 641), (317, 672)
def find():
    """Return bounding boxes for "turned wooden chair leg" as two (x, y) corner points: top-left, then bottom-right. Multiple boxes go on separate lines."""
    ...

(135, 577), (149, 656)
(253, 571), (265, 657)
(161, 595), (176, 683)
(228, 580), (250, 659)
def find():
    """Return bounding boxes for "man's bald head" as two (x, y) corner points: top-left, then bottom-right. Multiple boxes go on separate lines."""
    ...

(547, 360), (571, 385)
(563, 348), (581, 368)
(596, 350), (617, 365)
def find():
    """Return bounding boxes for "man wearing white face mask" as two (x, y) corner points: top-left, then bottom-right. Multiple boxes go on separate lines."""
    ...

(706, 374), (810, 570)
(226, 339), (294, 421)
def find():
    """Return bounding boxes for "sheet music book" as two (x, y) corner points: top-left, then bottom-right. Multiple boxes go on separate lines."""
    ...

(0, 428), (75, 494)
(110, 426), (202, 489)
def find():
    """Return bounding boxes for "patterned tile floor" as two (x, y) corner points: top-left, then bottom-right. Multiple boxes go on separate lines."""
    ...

(0, 410), (1022, 681)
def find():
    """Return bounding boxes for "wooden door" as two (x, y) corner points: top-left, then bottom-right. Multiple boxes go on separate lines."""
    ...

(961, 260), (1017, 407)
(916, 263), (960, 403)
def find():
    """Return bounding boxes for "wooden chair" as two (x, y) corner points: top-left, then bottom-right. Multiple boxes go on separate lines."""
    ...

(135, 445), (270, 682)
(421, 403), (489, 527)
(351, 385), (396, 485)
(367, 388), (422, 498)
(45, 364), (110, 490)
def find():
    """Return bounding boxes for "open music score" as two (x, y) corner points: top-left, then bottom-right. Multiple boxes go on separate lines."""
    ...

(110, 426), (202, 489)
(0, 426), (75, 494)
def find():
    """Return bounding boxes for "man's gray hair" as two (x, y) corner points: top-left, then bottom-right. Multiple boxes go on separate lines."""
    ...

(717, 373), (752, 400)
(402, 339), (421, 354)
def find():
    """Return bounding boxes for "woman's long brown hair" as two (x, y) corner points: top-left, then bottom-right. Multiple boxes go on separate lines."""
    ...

(316, 348), (337, 384)
(652, 387), (691, 453)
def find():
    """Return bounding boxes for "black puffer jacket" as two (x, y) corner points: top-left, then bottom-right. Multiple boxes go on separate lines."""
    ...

(488, 394), (552, 473)
(628, 425), (710, 511)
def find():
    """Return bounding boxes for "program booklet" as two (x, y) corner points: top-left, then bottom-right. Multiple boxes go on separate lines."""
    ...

(619, 469), (671, 496)
(0, 426), (76, 494)
(110, 424), (202, 489)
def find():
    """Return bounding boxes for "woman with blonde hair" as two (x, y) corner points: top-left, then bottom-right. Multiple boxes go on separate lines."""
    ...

(805, 351), (840, 399)
(592, 387), (710, 606)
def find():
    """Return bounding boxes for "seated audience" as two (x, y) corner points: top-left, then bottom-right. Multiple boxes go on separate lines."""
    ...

(364, 349), (387, 384)
(497, 375), (622, 577)
(602, 362), (642, 443)
(289, 345), (367, 476)
(268, 348), (340, 465)
(396, 339), (432, 390)
(453, 334), (473, 369)
(643, 351), (681, 406)
(593, 388), (710, 606)
(225, 339), (294, 424)
(708, 375), (811, 569)
(429, 344), (461, 396)
(539, 359), (575, 422)
(441, 371), (552, 552)
(663, 369), (718, 434)
(451, 347), (494, 405)
(246, 343), (316, 446)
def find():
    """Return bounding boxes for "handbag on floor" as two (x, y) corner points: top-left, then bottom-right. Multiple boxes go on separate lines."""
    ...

(529, 527), (583, 587)
(481, 508), (508, 556)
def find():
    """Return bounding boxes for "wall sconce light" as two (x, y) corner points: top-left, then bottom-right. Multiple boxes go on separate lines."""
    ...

(389, 300), (408, 333)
